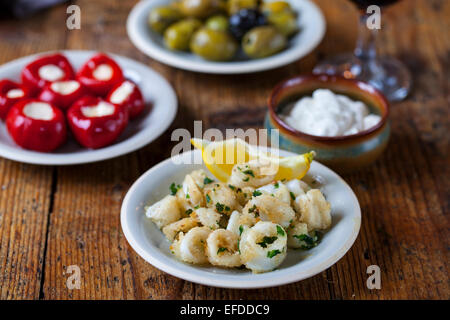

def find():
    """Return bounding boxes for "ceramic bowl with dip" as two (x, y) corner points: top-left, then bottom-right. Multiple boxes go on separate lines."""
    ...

(265, 74), (390, 173)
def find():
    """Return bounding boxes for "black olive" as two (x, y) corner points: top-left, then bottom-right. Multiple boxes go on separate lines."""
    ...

(229, 8), (267, 40)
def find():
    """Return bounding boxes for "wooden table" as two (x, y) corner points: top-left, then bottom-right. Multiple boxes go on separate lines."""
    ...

(0, 0), (448, 300)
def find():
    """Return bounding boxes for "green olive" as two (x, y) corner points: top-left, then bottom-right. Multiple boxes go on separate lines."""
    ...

(205, 15), (229, 32)
(164, 19), (203, 51)
(262, 1), (294, 15)
(267, 12), (298, 37)
(179, 0), (221, 18)
(227, 0), (259, 15)
(242, 26), (287, 59)
(148, 6), (183, 34)
(190, 28), (238, 61)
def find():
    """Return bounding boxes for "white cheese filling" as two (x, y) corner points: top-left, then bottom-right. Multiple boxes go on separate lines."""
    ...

(280, 89), (382, 137)
(6, 88), (24, 99)
(92, 64), (113, 81)
(109, 81), (135, 104)
(50, 80), (80, 95)
(81, 101), (115, 118)
(38, 64), (65, 81)
(23, 102), (54, 120)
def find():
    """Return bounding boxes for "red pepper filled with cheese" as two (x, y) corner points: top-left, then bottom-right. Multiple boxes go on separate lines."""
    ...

(67, 96), (128, 149)
(76, 53), (124, 97)
(0, 79), (30, 120)
(6, 99), (67, 152)
(106, 80), (144, 119)
(21, 53), (75, 96)
(38, 80), (86, 111)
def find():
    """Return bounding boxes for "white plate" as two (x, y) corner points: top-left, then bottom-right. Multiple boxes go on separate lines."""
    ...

(121, 149), (361, 289)
(0, 50), (177, 165)
(127, 0), (326, 74)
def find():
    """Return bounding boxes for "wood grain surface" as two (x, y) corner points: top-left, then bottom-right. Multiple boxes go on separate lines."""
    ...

(0, 0), (448, 300)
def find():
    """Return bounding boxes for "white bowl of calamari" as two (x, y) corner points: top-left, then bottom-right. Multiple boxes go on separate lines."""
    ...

(121, 148), (361, 288)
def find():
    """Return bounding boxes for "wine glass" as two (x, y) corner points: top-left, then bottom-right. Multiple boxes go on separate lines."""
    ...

(313, 0), (411, 102)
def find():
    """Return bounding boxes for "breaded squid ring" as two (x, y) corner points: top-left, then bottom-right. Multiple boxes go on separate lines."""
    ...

(239, 221), (287, 273)
(251, 195), (295, 228)
(256, 181), (291, 204)
(162, 216), (200, 241)
(204, 182), (240, 215)
(172, 227), (212, 265)
(206, 229), (242, 267)
(228, 161), (275, 189)
(195, 207), (221, 230)
(146, 195), (181, 229)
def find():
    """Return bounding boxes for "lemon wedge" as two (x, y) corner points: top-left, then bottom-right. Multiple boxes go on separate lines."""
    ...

(190, 138), (315, 182)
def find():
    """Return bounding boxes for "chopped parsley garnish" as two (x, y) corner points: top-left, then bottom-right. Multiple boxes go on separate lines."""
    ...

(267, 249), (281, 258)
(243, 177), (250, 182)
(274, 182), (279, 189)
(225, 205), (231, 211)
(206, 194), (211, 203)
(276, 225), (285, 236)
(185, 193), (190, 199)
(252, 190), (262, 197)
(217, 247), (227, 254)
(290, 191), (296, 201)
(257, 236), (277, 248)
(216, 202), (225, 212)
(203, 177), (214, 185)
(194, 205), (200, 209)
(169, 183), (181, 195)
(242, 169), (255, 177)
(248, 204), (259, 217)
(228, 184), (235, 190)
(239, 225), (244, 235)
(185, 209), (193, 216)
(293, 231), (321, 250)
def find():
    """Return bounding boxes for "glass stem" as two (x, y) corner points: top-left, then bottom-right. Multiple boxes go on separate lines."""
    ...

(354, 13), (378, 62)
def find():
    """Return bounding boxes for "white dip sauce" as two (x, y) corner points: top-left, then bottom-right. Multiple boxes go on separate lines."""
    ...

(280, 89), (381, 137)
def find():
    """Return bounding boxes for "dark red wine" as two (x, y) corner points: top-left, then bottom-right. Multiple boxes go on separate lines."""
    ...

(349, 0), (399, 9)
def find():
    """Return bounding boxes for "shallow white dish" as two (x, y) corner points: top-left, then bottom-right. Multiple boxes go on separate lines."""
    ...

(121, 149), (361, 289)
(127, 0), (326, 74)
(0, 50), (177, 165)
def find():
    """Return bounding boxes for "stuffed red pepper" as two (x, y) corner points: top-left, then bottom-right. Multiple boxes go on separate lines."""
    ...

(38, 80), (86, 110)
(21, 53), (75, 96)
(67, 96), (128, 149)
(106, 80), (144, 119)
(6, 99), (67, 152)
(76, 53), (123, 97)
(0, 79), (30, 120)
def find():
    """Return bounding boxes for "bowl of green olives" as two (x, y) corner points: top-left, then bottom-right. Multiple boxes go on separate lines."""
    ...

(127, 0), (325, 74)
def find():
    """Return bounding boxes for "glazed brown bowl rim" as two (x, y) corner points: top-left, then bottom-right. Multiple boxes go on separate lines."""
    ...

(268, 73), (390, 142)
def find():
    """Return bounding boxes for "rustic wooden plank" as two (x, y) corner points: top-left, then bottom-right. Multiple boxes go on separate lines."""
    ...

(0, 4), (68, 300)
(1, 0), (447, 300)
(318, 0), (450, 300)
(0, 161), (53, 299)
